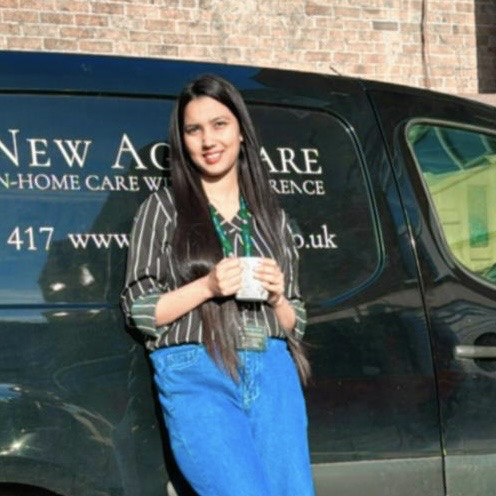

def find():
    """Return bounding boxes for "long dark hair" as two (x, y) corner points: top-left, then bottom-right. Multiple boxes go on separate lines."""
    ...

(168, 74), (311, 385)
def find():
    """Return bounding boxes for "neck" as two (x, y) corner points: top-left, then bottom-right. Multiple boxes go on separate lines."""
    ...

(201, 168), (240, 204)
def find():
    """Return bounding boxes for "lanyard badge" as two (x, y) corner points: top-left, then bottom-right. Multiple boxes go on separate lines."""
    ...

(208, 195), (252, 257)
(208, 195), (267, 351)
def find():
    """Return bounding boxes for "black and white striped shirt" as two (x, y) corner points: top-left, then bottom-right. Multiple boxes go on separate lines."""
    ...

(120, 187), (307, 352)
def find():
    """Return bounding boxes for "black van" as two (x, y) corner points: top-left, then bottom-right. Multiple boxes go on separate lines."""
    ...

(1, 51), (496, 496)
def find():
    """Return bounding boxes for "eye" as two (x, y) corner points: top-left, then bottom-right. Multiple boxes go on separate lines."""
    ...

(214, 120), (227, 128)
(184, 125), (199, 135)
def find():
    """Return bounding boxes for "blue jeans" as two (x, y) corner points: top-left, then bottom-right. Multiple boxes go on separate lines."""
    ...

(149, 337), (315, 496)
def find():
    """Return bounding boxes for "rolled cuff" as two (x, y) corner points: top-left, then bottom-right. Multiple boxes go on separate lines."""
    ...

(288, 298), (307, 340)
(130, 292), (170, 338)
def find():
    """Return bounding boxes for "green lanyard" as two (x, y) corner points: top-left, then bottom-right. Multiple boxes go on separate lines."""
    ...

(209, 195), (253, 257)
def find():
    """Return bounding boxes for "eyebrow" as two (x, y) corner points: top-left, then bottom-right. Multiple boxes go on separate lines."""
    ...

(184, 115), (231, 127)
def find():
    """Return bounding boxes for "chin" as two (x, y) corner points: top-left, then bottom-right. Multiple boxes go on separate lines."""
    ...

(200, 164), (237, 179)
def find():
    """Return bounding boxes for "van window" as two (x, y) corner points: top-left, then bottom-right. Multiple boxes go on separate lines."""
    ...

(251, 105), (381, 304)
(0, 95), (172, 306)
(0, 96), (380, 307)
(407, 123), (496, 284)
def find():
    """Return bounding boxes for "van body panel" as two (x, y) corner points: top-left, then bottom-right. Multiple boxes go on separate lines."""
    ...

(0, 308), (167, 496)
(368, 87), (496, 496)
(6, 51), (494, 495)
(313, 457), (444, 496)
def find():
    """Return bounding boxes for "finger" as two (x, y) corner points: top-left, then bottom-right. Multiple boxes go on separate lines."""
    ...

(254, 272), (275, 284)
(218, 259), (242, 275)
(255, 266), (281, 280)
(220, 259), (242, 271)
(220, 266), (242, 281)
(259, 258), (278, 267)
(256, 260), (280, 274)
(254, 265), (277, 278)
(219, 272), (242, 289)
(254, 265), (269, 276)
(258, 277), (283, 290)
(219, 277), (243, 295)
(223, 270), (242, 284)
(219, 256), (241, 268)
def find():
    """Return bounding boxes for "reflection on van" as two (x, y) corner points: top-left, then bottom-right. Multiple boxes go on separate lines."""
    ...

(408, 124), (496, 283)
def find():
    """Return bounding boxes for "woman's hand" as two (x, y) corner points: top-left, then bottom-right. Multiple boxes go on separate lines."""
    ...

(205, 256), (242, 298)
(253, 258), (286, 307)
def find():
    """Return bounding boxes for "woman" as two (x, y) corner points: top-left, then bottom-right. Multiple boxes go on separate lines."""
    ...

(121, 74), (315, 496)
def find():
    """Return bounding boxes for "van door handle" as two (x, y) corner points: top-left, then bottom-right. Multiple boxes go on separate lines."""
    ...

(455, 345), (496, 359)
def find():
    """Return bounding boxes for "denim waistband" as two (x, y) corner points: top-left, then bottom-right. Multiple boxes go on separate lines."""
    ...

(149, 337), (288, 358)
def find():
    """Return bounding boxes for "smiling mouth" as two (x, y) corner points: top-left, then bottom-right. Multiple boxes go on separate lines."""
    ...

(203, 151), (223, 164)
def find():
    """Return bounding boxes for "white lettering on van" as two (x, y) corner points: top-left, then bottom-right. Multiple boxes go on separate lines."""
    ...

(67, 233), (130, 249)
(6, 225), (54, 251)
(269, 178), (325, 196)
(260, 146), (322, 175)
(149, 142), (168, 170)
(14, 173), (81, 190)
(143, 176), (166, 191)
(301, 148), (321, 174)
(111, 133), (147, 170)
(260, 146), (279, 173)
(53, 139), (92, 168)
(0, 131), (93, 169)
(321, 224), (338, 248)
(27, 138), (51, 167)
(286, 224), (338, 250)
(292, 233), (304, 249)
(51, 174), (80, 190)
(0, 129), (19, 166)
(87, 233), (113, 249)
(277, 148), (303, 174)
(67, 233), (90, 249)
(112, 234), (130, 248)
(0, 173), (10, 188)
(85, 174), (140, 191)
(309, 225), (338, 249)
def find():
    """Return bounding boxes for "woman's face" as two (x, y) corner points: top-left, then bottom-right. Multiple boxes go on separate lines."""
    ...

(182, 96), (243, 180)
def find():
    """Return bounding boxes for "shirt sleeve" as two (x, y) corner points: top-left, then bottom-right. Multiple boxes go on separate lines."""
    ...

(282, 210), (308, 340)
(120, 190), (174, 338)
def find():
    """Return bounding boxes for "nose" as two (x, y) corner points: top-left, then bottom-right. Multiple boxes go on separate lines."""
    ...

(201, 127), (214, 148)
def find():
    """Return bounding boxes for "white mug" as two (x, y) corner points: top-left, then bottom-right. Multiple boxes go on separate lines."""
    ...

(235, 256), (269, 302)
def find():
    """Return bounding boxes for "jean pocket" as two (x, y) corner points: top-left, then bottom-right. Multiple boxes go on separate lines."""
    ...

(149, 344), (202, 373)
(167, 348), (201, 370)
(152, 344), (201, 370)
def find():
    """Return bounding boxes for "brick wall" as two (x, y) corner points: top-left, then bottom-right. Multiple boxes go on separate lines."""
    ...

(0, 0), (494, 102)
(474, 0), (496, 94)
